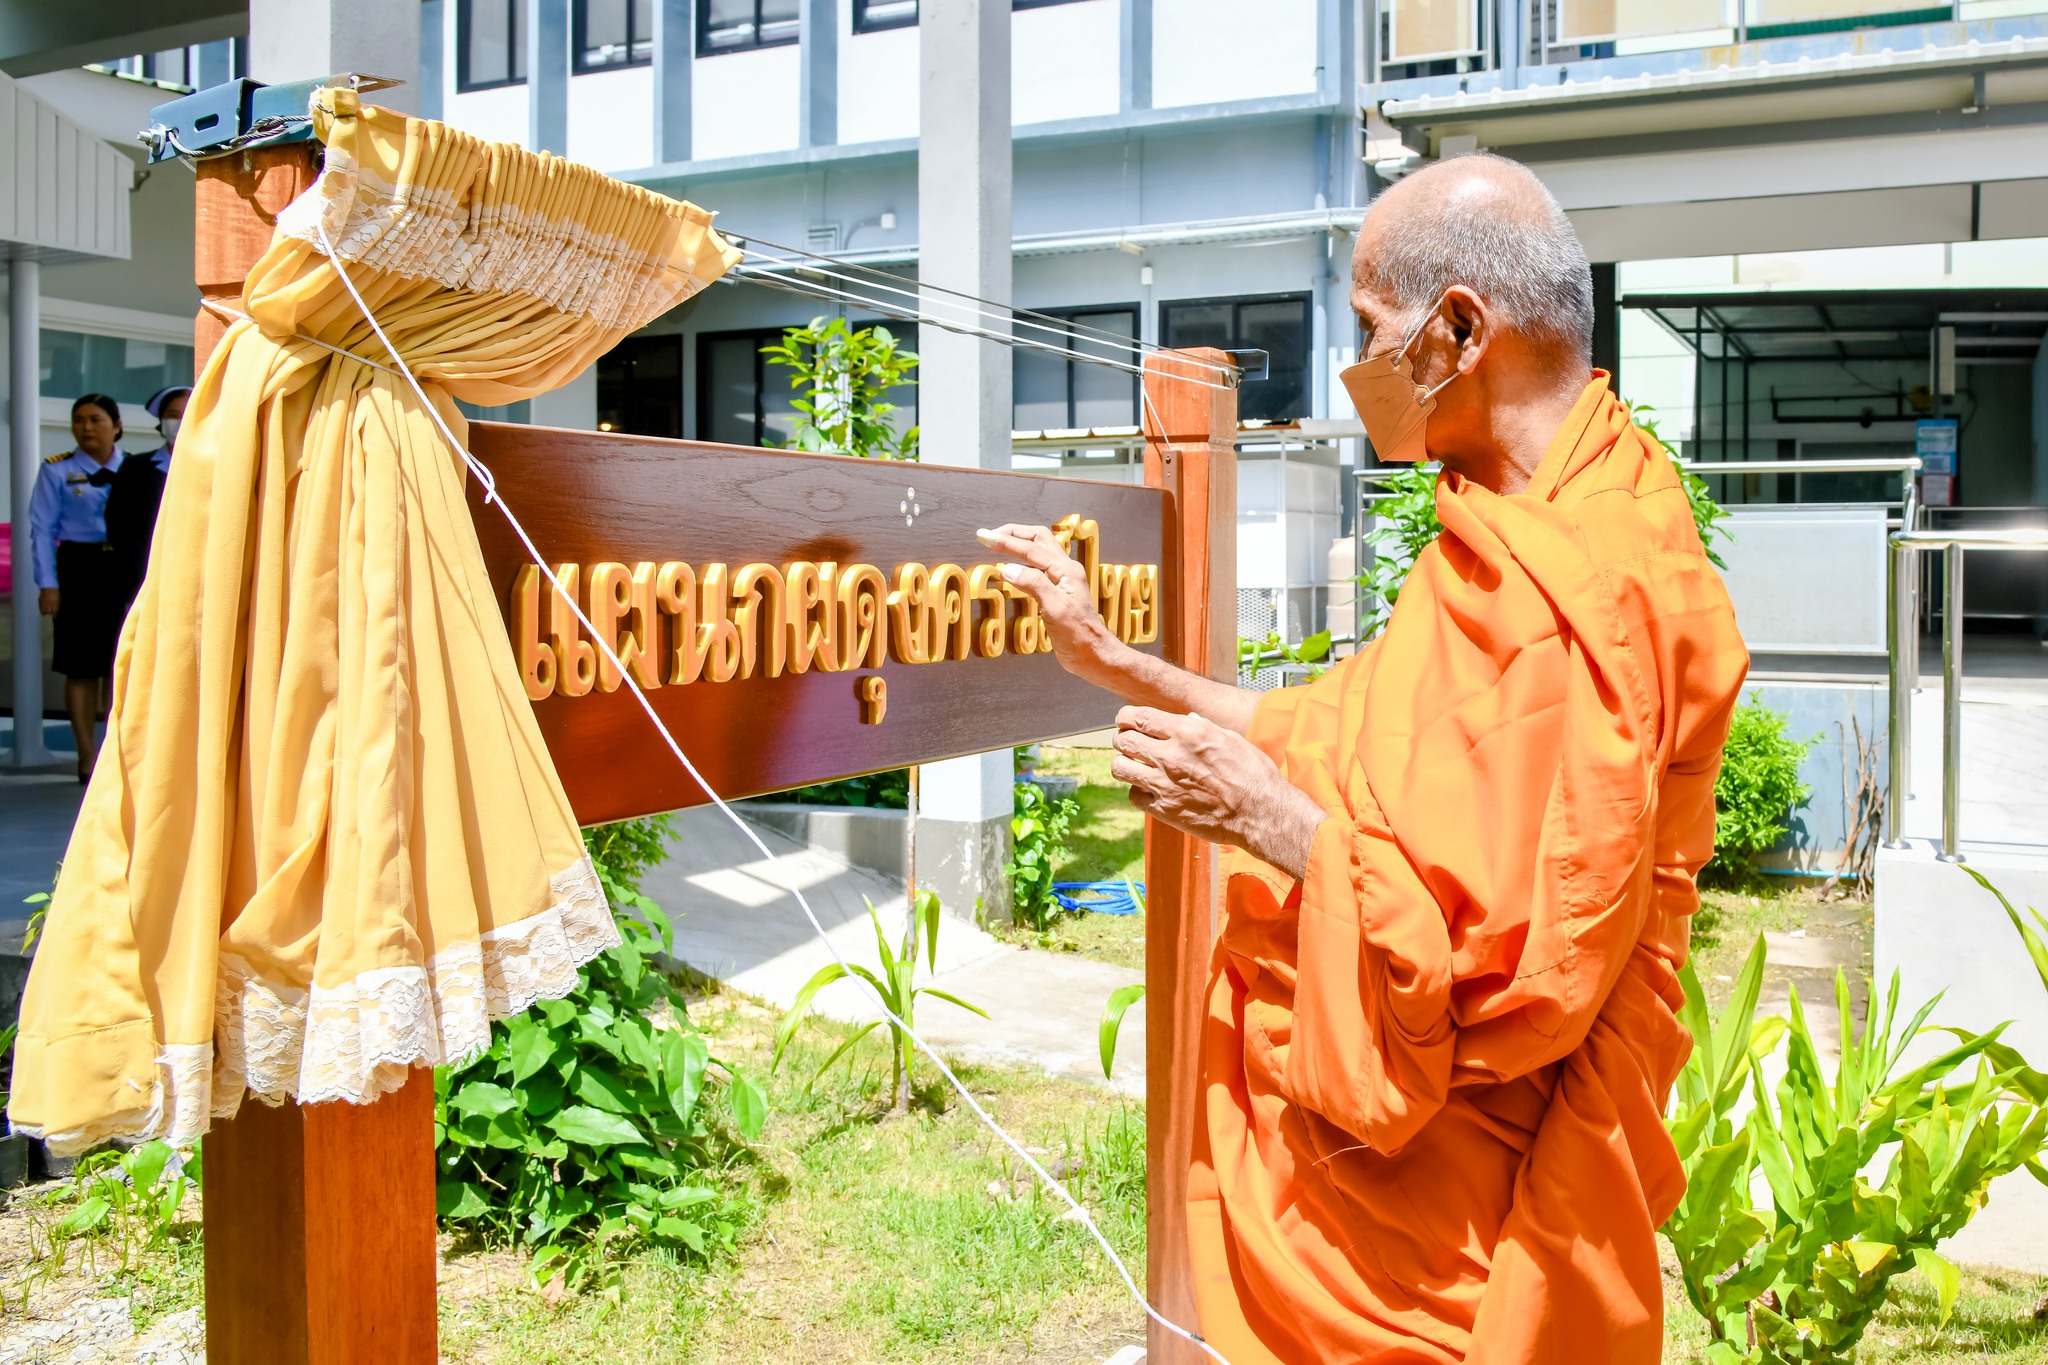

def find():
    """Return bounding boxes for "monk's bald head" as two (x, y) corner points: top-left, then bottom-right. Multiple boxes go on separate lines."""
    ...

(1353, 152), (1593, 364)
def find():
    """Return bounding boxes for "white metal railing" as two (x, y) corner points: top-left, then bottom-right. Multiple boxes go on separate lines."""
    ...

(1884, 527), (2048, 861)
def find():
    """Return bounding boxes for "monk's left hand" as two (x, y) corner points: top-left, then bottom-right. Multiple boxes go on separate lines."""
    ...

(1112, 706), (1330, 880)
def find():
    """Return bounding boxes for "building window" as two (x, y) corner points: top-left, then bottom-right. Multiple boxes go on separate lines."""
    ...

(575, 0), (654, 70)
(39, 330), (195, 407)
(853, 0), (918, 32)
(1013, 306), (1139, 431)
(697, 0), (800, 55)
(458, 0), (526, 90)
(597, 334), (683, 437)
(1013, 0), (1090, 9)
(696, 325), (917, 447)
(1159, 293), (1312, 424)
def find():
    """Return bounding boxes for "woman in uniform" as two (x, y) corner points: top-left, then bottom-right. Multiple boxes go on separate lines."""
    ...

(29, 393), (128, 780)
(106, 385), (189, 609)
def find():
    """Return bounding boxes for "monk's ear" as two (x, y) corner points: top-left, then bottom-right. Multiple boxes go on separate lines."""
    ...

(1442, 286), (1489, 374)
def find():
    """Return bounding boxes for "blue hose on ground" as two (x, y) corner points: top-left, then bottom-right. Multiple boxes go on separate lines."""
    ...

(1052, 881), (1145, 916)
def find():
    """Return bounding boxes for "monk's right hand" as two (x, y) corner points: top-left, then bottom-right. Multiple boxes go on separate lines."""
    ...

(976, 524), (1126, 682)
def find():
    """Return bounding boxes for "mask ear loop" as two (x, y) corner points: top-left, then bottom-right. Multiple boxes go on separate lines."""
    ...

(1397, 290), (1461, 405)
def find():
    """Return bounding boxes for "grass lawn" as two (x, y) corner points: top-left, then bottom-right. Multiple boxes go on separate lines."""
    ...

(999, 746), (1148, 970)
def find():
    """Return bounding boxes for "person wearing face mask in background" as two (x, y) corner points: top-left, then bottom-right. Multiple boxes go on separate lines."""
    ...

(106, 386), (190, 612)
(982, 153), (1750, 1363)
(29, 393), (129, 781)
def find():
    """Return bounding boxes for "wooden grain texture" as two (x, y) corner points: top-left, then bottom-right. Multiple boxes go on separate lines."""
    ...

(196, 138), (439, 1365)
(465, 424), (1170, 824)
(1140, 348), (1237, 1365)
(193, 144), (318, 362)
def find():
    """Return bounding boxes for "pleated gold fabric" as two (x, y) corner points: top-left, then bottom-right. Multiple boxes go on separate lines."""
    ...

(9, 89), (739, 1153)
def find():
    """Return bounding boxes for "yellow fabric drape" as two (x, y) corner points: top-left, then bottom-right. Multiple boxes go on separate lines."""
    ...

(10, 90), (739, 1153)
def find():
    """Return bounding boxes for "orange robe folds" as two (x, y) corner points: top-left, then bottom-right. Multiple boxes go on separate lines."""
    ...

(1188, 377), (1747, 1364)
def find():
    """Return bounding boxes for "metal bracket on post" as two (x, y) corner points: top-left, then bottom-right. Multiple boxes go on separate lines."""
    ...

(1883, 536), (1914, 849)
(139, 74), (404, 166)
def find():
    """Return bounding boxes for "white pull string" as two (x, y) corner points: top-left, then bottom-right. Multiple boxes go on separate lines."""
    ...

(308, 222), (1230, 1365)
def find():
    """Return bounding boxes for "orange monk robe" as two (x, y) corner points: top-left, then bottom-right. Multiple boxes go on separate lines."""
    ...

(1186, 376), (1748, 1364)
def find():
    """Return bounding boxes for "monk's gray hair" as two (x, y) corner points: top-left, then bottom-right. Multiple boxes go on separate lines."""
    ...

(1371, 152), (1594, 360)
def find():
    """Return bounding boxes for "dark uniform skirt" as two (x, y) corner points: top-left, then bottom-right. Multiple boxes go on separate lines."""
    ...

(52, 540), (125, 679)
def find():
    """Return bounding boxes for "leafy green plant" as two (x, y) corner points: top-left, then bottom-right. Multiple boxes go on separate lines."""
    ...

(1099, 984), (1146, 1081)
(435, 815), (766, 1294)
(774, 889), (987, 1114)
(28, 1139), (198, 1288)
(1007, 781), (1079, 932)
(774, 769), (910, 809)
(762, 317), (919, 461)
(1664, 941), (2047, 1364)
(1962, 865), (2048, 995)
(1238, 628), (1333, 683)
(1354, 464), (1443, 637)
(1712, 699), (1815, 880)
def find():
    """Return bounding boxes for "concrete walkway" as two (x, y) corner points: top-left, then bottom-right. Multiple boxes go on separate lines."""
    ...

(646, 807), (1147, 1095)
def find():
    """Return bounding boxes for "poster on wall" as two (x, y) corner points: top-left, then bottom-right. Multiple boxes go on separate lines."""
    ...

(1916, 418), (1958, 506)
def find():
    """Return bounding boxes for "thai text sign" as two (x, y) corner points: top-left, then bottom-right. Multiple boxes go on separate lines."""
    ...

(468, 424), (1171, 824)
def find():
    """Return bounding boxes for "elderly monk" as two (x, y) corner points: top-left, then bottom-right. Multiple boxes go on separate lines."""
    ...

(979, 152), (1747, 1363)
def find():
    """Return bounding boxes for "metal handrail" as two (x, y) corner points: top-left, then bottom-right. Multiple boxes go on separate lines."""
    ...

(1883, 528), (2048, 860)
(1681, 458), (1921, 476)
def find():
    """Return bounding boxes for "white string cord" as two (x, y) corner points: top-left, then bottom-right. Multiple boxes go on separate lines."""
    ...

(308, 222), (1230, 1365)
(732, 260), (1241, 395)
(733, 232), (1234, 372)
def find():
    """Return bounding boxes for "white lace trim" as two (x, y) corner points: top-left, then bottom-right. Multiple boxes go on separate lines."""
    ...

(273, 96), (738, 332)
(25, 857), (617, 1155)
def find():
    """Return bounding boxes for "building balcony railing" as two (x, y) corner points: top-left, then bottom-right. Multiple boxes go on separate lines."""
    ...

(1373, 0), (2048, 95)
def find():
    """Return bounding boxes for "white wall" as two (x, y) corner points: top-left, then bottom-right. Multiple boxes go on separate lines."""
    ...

(839, 1), (920, 144)
(567, 65), (655, 172)
(445, 83), (530, 147)
(693, 46), (802, 160)
(1013, 0), (1119, 125)
(1151, 0), (1319, 109)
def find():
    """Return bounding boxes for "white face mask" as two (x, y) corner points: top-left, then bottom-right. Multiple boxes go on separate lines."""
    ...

(160, 417), (182, 449)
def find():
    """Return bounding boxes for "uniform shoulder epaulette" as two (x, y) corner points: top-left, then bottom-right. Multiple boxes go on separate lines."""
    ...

(43, 451), (68, 463)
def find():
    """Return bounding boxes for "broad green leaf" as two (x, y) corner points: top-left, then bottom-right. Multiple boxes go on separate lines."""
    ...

(729, 1070), (767, 1140)
(517, 1070), (565, 1119)
(1845, 1240), (1895, 1276)
(656, 1216), (707, 1252)
(548, 1105), (646, 1147)
(665, 1031), (710, 1124)
(1913, 1248), (1961, 1327)
(774, 961), (850, 1070)
(1099, 983), (1147, 1080)
(574, 1064), (638, 1115)
(503, 1019), (552, 1080)
(618, 1016), (662, 1080)
(450, 1081), (520, 1119)
(437, 1182), (492, 1220)
(1961, 864), (2048, 994)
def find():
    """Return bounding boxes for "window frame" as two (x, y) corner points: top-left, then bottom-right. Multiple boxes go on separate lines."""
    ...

(694, 323), (919, 448)
(1158, 291), (1314, 425)
(573, 0), (655, 72)
(695, 0), (802, 57)
(597, 332), (684, 438)
(456, 0), (527, 91)
(1013, 0), (1092, 9)
(1011, 303), (1141, 432)
(852, 0), (919, 33)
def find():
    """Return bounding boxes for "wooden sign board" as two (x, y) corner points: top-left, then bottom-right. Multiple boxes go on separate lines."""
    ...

(467, 423), (1171, 824)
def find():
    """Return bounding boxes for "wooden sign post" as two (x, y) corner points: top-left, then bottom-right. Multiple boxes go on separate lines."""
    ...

(192, 140), (1236, 1360)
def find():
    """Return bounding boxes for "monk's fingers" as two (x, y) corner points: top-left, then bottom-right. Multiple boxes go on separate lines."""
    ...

(1115, 705), (1179, 740)
(1109, 753), (1169, 794)
(1111, 728), (1169, 770)
(979, 525), (1082, 582)
(997, 561), (1058, 607)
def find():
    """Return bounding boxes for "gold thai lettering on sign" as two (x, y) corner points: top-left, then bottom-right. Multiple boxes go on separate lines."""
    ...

(511, 528), (1160, 706)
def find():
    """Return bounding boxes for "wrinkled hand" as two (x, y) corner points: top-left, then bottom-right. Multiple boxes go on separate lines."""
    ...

(1112, 706), (1329, 879)
(974, 524), (1122, 680)
(38, 589), (59, 617)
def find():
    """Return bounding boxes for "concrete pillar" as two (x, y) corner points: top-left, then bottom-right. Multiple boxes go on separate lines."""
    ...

(917, 0), (1013, 925)
(527, 0), (570, 154)
(249, 0), (421, 114)
(8, 253), (51, 767)
(419, 0), (445, 122)
(1119, 0), (1151, 112)
(652, 0), (693, 164)
(799, 0), (837, 149)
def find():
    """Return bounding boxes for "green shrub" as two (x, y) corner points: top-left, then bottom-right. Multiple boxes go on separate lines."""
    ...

(774, 769), (909, 809)
(1006, 781), (1078, 932)
(434, 814), (767, 1292)
(1712, 699), (1814, 878)
(761, 317), (919, 461)
(1664, 939), (2048, 1363)
(774, 889), (986, 1114)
